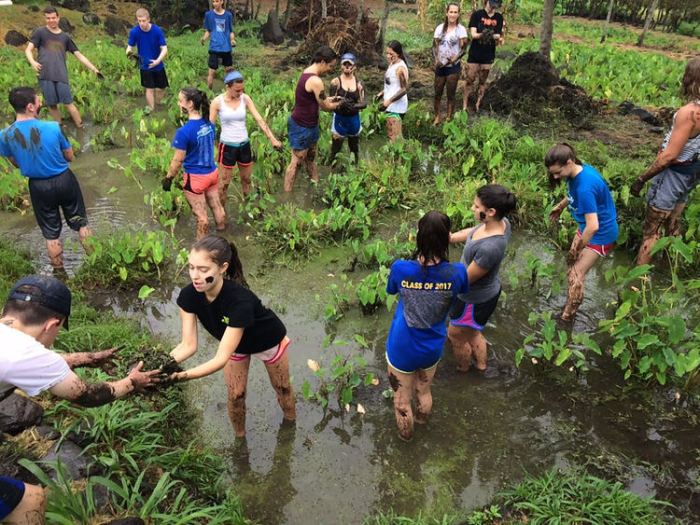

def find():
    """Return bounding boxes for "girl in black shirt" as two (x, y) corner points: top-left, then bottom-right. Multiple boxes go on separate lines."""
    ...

(169, 235), (295, 437)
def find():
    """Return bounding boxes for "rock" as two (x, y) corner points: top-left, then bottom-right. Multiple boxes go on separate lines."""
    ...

(649, 126), (664, 134)
(261, 10), (284, 45)
(56, 0), (91, 11)
(82, 12), (100, 25)
(42, 440), (91, 480)
(103, 519), (146, 525)
(58, 18), (75, 33)
(4, 30), (28, 47)
(35, 425), (60, 440)
(104, 15), (130, 37)
(618, 100), (635, 115)
(0, 393), (43, 436)
(630, 107), (661, 126)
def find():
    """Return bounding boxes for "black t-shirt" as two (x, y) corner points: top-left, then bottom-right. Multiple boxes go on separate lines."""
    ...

(467, 10), (503, 64)
(177, 280), (286, 355)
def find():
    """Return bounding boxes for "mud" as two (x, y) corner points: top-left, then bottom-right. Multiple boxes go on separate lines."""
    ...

(480, 51), (597, 129)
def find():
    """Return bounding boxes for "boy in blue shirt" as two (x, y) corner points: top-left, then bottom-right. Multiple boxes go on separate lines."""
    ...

(0, 87), (92, 270)
(546, 143), (619, 322)
(201, 0), (235, 89)
(126, 8), (169, 113)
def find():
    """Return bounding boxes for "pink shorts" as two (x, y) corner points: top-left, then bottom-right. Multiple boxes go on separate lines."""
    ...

(230, 336), (291, 365)
(577, 230), (615, 257)
(183, 169), (218, 195)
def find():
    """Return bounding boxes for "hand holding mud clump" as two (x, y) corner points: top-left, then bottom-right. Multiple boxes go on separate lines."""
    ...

(480, 28), (496, 46)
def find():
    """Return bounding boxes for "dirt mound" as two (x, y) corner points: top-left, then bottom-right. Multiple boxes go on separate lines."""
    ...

(480, 51), (597, 128)
(287, 0), (380, 65)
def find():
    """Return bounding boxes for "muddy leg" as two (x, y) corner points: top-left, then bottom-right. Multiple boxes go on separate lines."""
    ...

(218, 166), (233, 207)
(387, 117), (402, 142)
(330, 134), (344, 165)
(388, 367), (416, 441)
(434, 75), (447, 125)
(414, 366), (437, 424)
(284, 149), (307, 192)
(264, 349), (296, 421)
(466, 328), (488, 371)
(5, 482), (45, 525)
(348, 136), (359, 164)
(207, 68), (216, 90)
(204, 185), (226, 232)
(636, 205), (671, 266)
(238, 164), (253, 197)
(184, 190), (210, 240)
(561, 247), (599, 321)
(47, 105), (62, 124)
(145, 88), (155, 110)
(462, 64), (478, 111)
(224, 357), (251, 437)
(445, 72), (459, 120)
(475, 67), (491, 112)
(665, 201), (686, 237)
(448, 324), (474, 372)
(45, 239), (64, 269)
(305, 144), (319, 183)
(65, 103), (83, 128)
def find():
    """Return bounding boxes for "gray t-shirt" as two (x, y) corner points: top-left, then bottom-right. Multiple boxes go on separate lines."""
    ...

(30, 27), (79, 83)
(458, 218), (511, 304)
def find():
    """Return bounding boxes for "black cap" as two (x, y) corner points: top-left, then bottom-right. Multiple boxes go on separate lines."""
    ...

(8, 275), (72, 330)
(488, 0), (502, 7)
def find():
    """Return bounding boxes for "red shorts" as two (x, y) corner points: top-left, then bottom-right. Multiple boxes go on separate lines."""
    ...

(183, 169), (218, 195)
(577, 230), (615, 257)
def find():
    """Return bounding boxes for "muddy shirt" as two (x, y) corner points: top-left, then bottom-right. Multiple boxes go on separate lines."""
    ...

(0, 119), (71, 178)
(30, 27), (79, 83)
(177, 280), (286, 355)
(458, 218), (511, 304)
(433, 23), (468, 66)
(386, 260), (468, 362)
(467, 9), (503, 64)
(0, 323), (71, 402)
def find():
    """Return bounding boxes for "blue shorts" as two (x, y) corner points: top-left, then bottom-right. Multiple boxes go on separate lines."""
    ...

(39, 80), (73, 105)
(386, 346), (442, 374)
(287, 116), (320, 151)
(331, 113), (361, 137)
(646, 162), (700, 211)
(0, 476), (25, 520)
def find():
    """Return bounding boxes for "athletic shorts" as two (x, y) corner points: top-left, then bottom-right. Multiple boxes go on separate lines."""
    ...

(576, 230), (615, 258)
(385, 347), (441, 374)
(435, 63), (461, 77)
(287, 116), (320, 151)
(385, 112), (404, 120)
(230, 336), (291, 364)
(218, 141), (253, 168)
(28, 168), (89, 240)
(140, 68), (169, 89)
(208, 51), (233, 70)
(39, 80), (73, 106)
(331, 113), (361, 137)
(183, 169), (218, 195)
(0, 476), (25, 520)
(646, 163), (700, 211)
(449, 289), (501, 331)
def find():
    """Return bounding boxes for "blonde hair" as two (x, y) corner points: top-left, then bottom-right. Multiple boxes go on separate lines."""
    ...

(682, 58), (700, 101)
(135, 7), (150, 19)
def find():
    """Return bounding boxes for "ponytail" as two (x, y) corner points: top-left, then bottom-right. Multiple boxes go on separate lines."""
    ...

(476, 184), (517, 220)
(180, 87), (211, 122)
(192, 235), (248, 288)
(225, 241), (248, 288)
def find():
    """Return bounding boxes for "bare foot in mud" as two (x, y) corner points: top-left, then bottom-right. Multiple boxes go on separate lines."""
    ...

(432, 115), (441, 126)
(415, 412), (428, 425)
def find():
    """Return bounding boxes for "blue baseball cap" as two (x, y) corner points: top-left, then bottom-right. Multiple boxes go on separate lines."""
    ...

(340, 53), (356, 65)
(224, 71), (244, 84)
(8, 275), (72, 330)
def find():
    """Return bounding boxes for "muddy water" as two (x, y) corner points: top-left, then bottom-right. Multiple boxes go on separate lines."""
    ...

(1, 143), (698, 524)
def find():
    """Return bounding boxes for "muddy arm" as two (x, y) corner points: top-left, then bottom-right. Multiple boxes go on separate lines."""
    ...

(173, 326), (243, 381)
(61, 348), (117, 369)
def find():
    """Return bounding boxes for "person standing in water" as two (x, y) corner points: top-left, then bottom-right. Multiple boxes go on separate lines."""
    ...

(386, 211), (469, 441)
(462, 0), (503, 113)
(126, 8), (169, 113)
(329, 52), (366, 165)
(546, 143), (618, 323)
(210, 70), (282, 205)
(284, 46), (341, 192)
(168, 235), (295, 437)
(432, 3), (468, 125)
(631, 58), (700, 265)
(377, 41), (409, 142)
(447, 184), (516, 373)
(163, 88), (225, 239)
(201, 0), (235, 90)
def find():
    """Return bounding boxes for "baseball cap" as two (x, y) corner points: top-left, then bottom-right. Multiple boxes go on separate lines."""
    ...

(8, 275), (72, 330)
(224, 71), (244, 84)
(488, 0), (502, 7)
(340, 53), (356, 65)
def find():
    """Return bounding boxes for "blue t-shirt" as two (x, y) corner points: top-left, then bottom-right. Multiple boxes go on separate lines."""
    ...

(567, 164), (619, 245)
(128, 24), (167, 71)
(386, 260), (468, 372)
(172, 119), (217, 174)
(204, 10), (234, 53)
(0, 120), (70, 179)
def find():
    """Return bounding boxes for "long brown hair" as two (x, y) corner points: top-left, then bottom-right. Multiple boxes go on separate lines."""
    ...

(441, 3), (461, 37)
(192, 235), (248, 287)
(681, 58), (700, 101)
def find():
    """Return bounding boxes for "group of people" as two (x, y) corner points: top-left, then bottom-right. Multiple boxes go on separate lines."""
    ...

(2, 1), (700, 521)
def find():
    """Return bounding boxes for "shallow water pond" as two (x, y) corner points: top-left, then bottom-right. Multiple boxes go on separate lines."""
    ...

(1, 144), (698, 524)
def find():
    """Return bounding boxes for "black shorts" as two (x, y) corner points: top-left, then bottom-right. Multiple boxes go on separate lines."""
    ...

(0, 476), (25, 520)
(140, 68), (169, 89)
(449, 289), (501, 331)
(28, 169), (89, 240)
(218, 141), (253, 168)
(435, 63), (461, 77)
(208, 51), (233, 70)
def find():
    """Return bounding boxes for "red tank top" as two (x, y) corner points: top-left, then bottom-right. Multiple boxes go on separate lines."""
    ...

(291, 72), (320, 128)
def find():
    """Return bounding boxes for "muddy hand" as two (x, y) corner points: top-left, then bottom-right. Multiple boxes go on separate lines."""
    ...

(96, 71), (105, 80)
(549, 207), (563, 224)
(170, 371), (189, 382)
(162, 177), (173, 192)
(128, 361), (161, 392)
(630, 178), (645, 197)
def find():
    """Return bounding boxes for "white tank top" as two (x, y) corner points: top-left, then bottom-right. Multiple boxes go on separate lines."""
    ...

(662, 103), (700, 163)
(384, 59), (408, 114)
(217, 93), (249, 144)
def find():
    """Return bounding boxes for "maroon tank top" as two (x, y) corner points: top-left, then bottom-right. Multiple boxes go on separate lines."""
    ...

(291, 72), (320, 128)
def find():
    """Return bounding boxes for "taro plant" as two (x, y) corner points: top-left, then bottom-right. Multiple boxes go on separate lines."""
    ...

(302, 352), (376, 409)
(0, 158), (29, 212)
(356, 266), (395, 314)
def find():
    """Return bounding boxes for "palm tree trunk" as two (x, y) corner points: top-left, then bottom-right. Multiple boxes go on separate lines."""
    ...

(600, 0), (614, 43)
(637, 0), (659, 46)
(540, 0), (556, 58)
